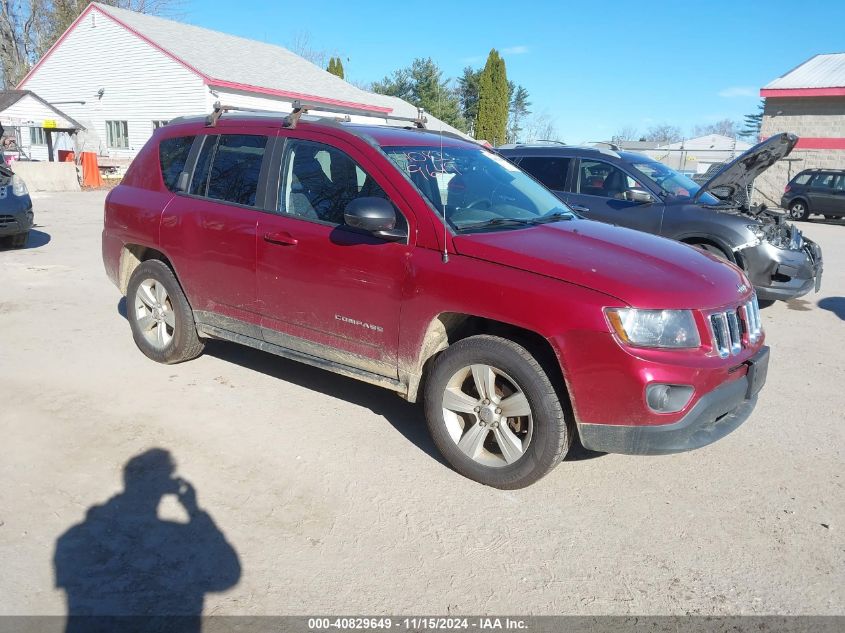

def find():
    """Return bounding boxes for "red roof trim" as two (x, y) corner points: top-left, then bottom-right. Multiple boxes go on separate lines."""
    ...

(18, 4), (392, 116)
(207, 80), (392, 114)
(761, 87), (845, 97)
(795, 137), (845, 150)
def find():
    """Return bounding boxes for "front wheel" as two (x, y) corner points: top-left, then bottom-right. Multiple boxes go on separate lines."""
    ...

(126, 260), (204, 364)
(423, 335), (571, 489)
(8, 231), (28, 249)
(788, 201), (810, 221)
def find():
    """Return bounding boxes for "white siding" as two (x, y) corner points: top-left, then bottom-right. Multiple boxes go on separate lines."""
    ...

(1, 94), (80, 161)
(20, 8), (207, 158)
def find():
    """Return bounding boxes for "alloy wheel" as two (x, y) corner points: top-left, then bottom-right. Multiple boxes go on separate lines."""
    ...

(134, 278), (175, 350)
(441, 364), (533, 467)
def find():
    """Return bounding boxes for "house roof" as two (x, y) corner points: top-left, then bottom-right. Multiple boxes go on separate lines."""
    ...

(18, 3), (469, 138)
(0, 89), (83, 129)
(761, 52), (845, 97)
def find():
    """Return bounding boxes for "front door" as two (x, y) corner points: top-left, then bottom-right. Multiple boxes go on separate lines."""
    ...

(255, 136), (412, 377)
(567, 158), (664, 234)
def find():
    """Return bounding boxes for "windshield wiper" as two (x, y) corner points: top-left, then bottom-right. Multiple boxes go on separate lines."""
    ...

(532, 210), (574, 224)
(456, 217), (535, 232)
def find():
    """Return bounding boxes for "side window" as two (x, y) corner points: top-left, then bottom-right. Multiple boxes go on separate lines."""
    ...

(518, 157), (571, 191)
(207, 134), (268, 207)
(577, 159), (634, 199)
(810, 173), (835, 188)
(159, 135), (195, 192)
(833, 174), (845, 190)
(792, 172), (811, 186)
(280, 140), (406, 231)
(190, 136), (215, 197)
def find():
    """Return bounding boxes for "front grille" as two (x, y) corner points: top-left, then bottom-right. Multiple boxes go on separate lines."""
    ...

(709, 295), (762, 358)
(0, 214), (16, 228)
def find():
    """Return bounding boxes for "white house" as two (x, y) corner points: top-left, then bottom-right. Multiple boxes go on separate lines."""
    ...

(15, 2), (467, 162)
(0, 90), (82, 161)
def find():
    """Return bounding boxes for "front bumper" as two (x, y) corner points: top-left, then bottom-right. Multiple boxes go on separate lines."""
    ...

(740, 238), (822, 302)
(579, 346), (769, 455)
(0, 205), (34, 237)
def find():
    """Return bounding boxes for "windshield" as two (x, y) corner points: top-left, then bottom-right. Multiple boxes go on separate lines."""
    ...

(630, 159), (720, 204)
(382, 145), (574, 231)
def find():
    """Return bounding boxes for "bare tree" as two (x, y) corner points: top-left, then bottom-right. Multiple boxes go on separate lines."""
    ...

(692, 118), (741, 138)
(286, 30), (329, 69)
(520, 112), (562, 143)
(2, 0), (183, 88)
(611, 125), (638, 144)
(642, 124), (682, 144)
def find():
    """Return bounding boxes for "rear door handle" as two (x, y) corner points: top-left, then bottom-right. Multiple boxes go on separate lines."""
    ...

(263, 231), (298, 246)
(570, 204), (590, 213)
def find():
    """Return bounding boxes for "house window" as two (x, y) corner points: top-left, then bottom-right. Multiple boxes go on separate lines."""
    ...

(106, 120), (129, 149)
(152, 120), (169, 130)
(30, 127), (46, 146)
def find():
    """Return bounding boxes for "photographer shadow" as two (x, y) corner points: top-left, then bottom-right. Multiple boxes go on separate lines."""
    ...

(53, 448), (241, 633)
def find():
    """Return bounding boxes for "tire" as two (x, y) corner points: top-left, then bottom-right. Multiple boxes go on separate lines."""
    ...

(788, 200), (810, 221)
(423, 335), (570, 489)
(126, 259), (204, 364)
(691, 241), (729, 261)
(9, 231), (28, 249)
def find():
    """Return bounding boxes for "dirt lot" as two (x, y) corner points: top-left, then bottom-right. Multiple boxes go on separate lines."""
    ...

(1, 191), (843, 617)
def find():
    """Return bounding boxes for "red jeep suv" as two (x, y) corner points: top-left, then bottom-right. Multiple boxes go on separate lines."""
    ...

(102, 105), (769, 488)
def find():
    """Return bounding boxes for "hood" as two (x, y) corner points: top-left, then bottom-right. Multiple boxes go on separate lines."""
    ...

(694, 132), (798, 202)
(453, 219), (752, 310)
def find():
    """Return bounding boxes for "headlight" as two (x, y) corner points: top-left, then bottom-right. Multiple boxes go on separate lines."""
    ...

(747, 222), (802, 250)
(605, 308), (701, 348)
(11, 174), (28, 196)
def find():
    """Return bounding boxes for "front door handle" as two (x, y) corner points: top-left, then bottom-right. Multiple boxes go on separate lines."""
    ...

(264, 231), (298, 246)
(570, 204), (590, 213)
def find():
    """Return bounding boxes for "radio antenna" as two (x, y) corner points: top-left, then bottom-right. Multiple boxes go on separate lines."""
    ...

(437, 87), (449, 263)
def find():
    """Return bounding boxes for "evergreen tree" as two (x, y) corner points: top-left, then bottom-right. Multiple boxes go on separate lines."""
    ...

(457, 67), (481, 130)
(372, 58), (466, 131)
(475, 49), (509, 145)
(740, 100), (765, 140)
(327, 57), (345, 79)
(507, 84), (531, 143)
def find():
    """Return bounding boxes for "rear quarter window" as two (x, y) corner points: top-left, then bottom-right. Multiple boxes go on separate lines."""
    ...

(792, 173), (812, 186)
(159, 136), (195, 191)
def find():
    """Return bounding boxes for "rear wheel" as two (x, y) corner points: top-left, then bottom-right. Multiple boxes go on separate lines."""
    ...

(788, 200), (810, 221)
(423, 335), (570, 489)
(126, 260), (204, 364)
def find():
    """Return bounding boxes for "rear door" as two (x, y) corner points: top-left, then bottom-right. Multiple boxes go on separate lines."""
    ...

(160, 132), (271, 327)
(255, 133), (414, 378)
(566, 158), (664, 233)
(807, 172), (840, 214)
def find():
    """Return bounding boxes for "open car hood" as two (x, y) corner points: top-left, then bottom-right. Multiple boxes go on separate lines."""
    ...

(693, 132), (798, 202)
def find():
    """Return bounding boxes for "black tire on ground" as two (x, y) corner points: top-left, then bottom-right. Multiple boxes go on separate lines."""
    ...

(9, 231), (28, 248)
(126, 259), (204, 364)
(757, 299), (776, 308)
(788, 200), (810, 221)
(423, 335), (571, 489)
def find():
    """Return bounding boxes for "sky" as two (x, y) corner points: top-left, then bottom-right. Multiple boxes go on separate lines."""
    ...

(182, 0), (845, 143)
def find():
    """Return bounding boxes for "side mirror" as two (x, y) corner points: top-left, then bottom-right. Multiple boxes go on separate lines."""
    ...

(624, 188), (655, 204)
(343, 197), (406, 242)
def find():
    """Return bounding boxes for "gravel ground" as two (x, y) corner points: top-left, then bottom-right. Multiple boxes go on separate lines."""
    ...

(0, 191), (842, 617)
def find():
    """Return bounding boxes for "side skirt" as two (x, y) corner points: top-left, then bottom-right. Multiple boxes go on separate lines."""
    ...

(195, 322), (406, 394)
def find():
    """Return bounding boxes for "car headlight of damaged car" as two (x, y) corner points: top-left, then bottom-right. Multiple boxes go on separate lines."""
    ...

(11, 174), (28, 197)
(746, 223), (802, 250)
(605, 308), (700, 348)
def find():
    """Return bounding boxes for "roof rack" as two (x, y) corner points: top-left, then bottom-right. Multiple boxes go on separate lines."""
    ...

(206, 100), (429, 130)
